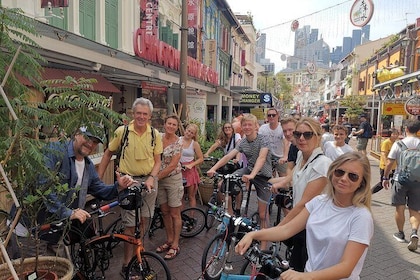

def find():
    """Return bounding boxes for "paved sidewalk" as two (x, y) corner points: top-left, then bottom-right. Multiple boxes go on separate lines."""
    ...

(104, 153), (420, 279)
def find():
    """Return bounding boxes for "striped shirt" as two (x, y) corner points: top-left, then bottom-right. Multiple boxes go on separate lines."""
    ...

(236, 134), (272, 178)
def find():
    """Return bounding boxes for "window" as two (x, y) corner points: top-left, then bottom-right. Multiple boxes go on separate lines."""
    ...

(79, 0), (96, 40)
(105, 0), (118, 49)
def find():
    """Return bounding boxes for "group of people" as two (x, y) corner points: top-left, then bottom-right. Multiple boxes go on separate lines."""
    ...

(32, 95), (420, 279)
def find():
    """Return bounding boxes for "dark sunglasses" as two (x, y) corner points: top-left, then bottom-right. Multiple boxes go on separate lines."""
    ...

(224, 126), (232, 129)
(333, 168), (360, 182)
(267, 114), (277, 118)
(293, 131), (315, 140)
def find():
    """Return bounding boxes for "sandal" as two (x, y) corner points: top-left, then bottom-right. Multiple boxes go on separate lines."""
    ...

(156, 242), (172, 253)
(164, 247), (180, 260)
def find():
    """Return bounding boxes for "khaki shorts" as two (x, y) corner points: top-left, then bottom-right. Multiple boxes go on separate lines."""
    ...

(157, 173), (184, 208)
(121, 176), (158, 227)
(356, 138), (368, 151)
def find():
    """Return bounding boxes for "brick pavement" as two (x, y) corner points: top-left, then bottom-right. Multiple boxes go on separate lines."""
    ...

(103, 145), (420, 279)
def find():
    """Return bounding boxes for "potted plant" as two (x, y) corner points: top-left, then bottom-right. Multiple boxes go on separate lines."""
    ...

(0, 5), (122, 279)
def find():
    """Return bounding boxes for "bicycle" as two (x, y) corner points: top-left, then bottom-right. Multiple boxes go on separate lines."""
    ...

(59, 183), (171, 279)
(201, 203), (258, 280)
(205, 172), (243, 229)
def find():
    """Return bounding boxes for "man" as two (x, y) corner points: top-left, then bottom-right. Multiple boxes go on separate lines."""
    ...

(341, 116), (352, 144)
(352, 114), (373, 156)
(371, 128), (399, 193)
(383, 119), (420, 251)
(207, 114), (272, 249)
(98, 97), (162, 275)
(320, 124), (334, 151)
(258, 108), (289, 177)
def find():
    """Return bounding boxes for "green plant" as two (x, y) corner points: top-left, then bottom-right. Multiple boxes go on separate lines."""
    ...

(0, 5), (122, 277)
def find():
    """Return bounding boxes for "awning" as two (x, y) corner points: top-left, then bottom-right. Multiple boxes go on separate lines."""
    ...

(18, 67), (121, 94)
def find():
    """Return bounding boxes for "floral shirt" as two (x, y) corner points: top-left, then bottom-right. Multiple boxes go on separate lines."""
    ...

(160, 134), (183, 177)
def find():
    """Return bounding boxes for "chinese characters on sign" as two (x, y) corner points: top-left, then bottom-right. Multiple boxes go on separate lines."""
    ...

(349, 0), (374, 27)
(187, 0), (198, 59)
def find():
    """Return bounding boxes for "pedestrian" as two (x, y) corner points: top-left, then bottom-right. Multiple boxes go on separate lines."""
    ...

(383, 119), (420, 251)
(155, 115), (183, 260)
(320, 124), (334, 152)
(258, 108), (289, 177)
(98, 97), (163, 276)
(352, 114), (373, 156)
(207, 113), (272, 249)
(203, 122), (242, 215)
(236, 152), (374, 280)
(275, 117), (332, 272)
(180, 123), (204, 208)
(371, 128), (399, 193)
(324, 125), (354, 161)
(341, 116), (352, 144)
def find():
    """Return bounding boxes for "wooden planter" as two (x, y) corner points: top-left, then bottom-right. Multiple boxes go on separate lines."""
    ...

(0, 256), (73, 280)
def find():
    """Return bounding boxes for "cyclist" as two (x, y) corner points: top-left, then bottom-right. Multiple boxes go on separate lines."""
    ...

(204, 122), (242, 215)
(207, 114), (272, 249)
(236, 152), (373, 280)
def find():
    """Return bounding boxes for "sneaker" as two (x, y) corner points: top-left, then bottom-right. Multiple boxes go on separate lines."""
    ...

(408, 234), (419, 251)
(393, 232), (405, 243)
(120, 265), (128, 278)
(371, 182), (383, 194)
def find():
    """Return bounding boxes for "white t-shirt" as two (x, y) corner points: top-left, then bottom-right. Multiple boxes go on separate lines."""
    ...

(292, 147), (331, 206)
(321, 132), (334, 151)
(258, 123), (285, 158)
(388, 136), (420, 176)
(305, 195), (373, 279)
(324, 142), (354, 161)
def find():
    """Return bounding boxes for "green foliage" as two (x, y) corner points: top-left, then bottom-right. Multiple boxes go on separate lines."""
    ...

(339, 95), (367, 120)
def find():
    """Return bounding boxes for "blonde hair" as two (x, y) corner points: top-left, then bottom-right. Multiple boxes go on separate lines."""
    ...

(295, 117), (322, 147)
(185, 123), (199, 141)
(324, 152), (372, 210)
(241, 113), (258, 126)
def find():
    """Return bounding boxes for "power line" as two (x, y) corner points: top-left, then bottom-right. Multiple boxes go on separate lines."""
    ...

(260, 0), (353, 31)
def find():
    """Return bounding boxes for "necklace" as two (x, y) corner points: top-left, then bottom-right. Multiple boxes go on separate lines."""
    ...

(333, 198), (351, 208)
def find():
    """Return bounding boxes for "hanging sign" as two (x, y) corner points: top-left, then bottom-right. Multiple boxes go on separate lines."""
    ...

(350, 0), (374, 27)
(405, 96), (420, 116)
(291, 20), (299, 32)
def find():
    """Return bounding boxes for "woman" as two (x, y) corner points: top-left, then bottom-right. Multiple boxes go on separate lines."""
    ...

(236, 152), (374, 280)
(155, 115), (183, 260)
(277, 117), (332, 272)
(324, 125), (354, 160)
(180, 123), (204, 208)
(204, 122), (242, 215)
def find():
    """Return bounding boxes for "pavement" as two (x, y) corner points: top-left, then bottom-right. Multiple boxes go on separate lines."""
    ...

(103, 142), (420, 279)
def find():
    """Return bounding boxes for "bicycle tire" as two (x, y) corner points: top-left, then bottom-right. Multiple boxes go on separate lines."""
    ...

(239, 249), (282, 276)
(104, 216), (125, 249)
(205, 195), (217, 229)
(180, 207), (206, 238)
(126, 251), (171, 280)
(201, 233), (228, 280)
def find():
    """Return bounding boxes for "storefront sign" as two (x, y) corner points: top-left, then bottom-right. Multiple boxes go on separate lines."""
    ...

(405, 96), (420, 116)
(382, 103), (407, 115)
(187, 0), (198, 59)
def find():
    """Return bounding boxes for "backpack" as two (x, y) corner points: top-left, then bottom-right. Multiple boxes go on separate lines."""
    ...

(396, 141), (420, 185)
(115, 125), (156, 167)
(362, 122), (373, 138)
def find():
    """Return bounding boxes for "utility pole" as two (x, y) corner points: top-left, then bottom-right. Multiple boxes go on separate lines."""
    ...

(179, 0), (188, 122)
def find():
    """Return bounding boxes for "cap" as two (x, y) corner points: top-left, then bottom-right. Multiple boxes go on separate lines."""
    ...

(359, 114), (367, 118)
(79, 125), (104, 144)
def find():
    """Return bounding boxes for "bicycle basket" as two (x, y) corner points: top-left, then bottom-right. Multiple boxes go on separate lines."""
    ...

(220, 179), (242, 195)
(118, 188), (143, 210)
(63, 219), (96, 246)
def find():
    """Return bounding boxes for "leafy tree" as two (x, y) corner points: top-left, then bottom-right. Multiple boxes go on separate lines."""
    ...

(339, 95), (367, 122)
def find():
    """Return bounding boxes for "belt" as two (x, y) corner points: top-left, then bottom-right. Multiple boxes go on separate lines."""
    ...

(120, 173), (149, 178)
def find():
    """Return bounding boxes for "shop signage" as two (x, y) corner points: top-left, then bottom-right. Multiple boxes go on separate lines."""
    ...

(350, 0), (374, 27)
(382, 103), (407, 116)
(240, 93), (272, 105)
(187, 0), (198, 59)
(405, 96), (420, 116)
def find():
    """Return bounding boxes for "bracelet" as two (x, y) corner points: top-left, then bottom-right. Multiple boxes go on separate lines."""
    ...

(382, 177), (389, 181)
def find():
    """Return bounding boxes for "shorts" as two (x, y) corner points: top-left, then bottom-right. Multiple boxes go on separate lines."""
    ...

(391, 179), (420, 211)
(356, 138), (368, 151)
(274, 162), (288, 176)
(121, 176), (158, 227)
(157, 173), (184, 208)
(233, 167), (271, 204)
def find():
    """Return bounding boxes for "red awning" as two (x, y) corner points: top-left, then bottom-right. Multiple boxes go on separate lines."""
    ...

(18, 67), (121, 94)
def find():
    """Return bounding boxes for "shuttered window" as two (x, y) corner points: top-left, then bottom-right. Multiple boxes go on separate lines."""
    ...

(79, 0), (96, 40)
(105, 0), (118, 48)
(46, 7), (68, 30)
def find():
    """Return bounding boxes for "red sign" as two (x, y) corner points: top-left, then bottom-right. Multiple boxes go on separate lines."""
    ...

(139, 0), (159, 42)
(405, 96), (420, 116)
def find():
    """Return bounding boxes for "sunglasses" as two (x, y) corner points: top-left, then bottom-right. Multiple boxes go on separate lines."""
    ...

(224, 126), (232, 129)
(82, 134), (100, 145)
(267, 114), (277, 118)
(333, 168), (360, 182)
(293, 131), (315, 140)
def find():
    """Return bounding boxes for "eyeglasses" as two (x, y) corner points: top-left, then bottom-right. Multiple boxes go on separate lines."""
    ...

(267, 114), (277, 118)
(224, 126), (232, 130)
(333, 168), (360, 182)
(292, 131), (315, 140)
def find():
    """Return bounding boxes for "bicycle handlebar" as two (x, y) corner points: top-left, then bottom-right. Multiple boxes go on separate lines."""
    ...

(245, 243), (289, 278)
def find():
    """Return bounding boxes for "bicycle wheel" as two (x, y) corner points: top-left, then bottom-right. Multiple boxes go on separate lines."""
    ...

(239, 250), (282, 276)
(205, 195), (217, 229)
(104, 216), (125, 249)
(180, 207), (206, 238)
(126, 251), (170, 280)
(201, 233), (228, 280)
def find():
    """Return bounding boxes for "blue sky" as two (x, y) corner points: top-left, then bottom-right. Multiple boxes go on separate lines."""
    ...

(226, 0), (420, 72)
